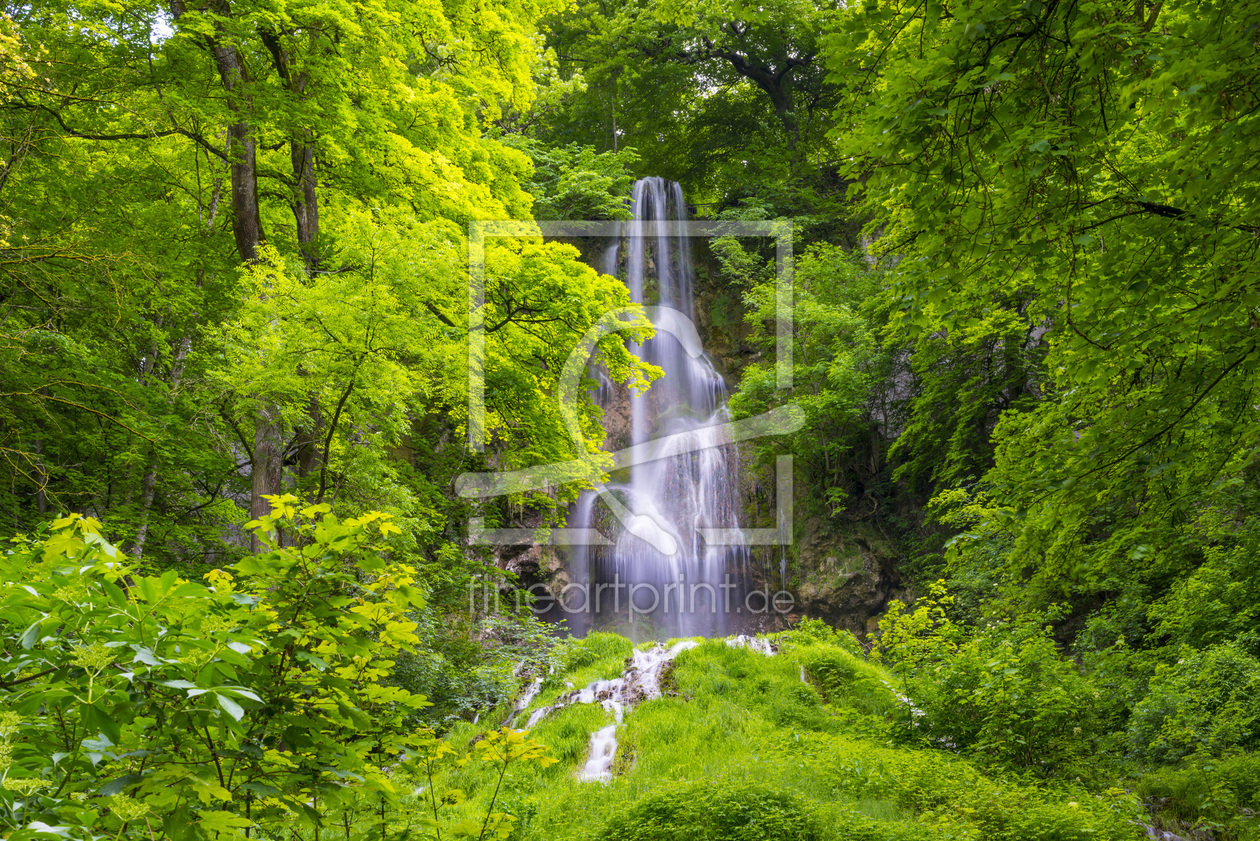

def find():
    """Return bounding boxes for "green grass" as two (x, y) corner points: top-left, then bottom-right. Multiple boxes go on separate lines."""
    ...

(310, 630), (1145, 841)
(508, 632), (634, 719)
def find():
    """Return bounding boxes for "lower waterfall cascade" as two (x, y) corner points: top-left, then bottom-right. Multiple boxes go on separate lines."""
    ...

(518, 638), (775, 783)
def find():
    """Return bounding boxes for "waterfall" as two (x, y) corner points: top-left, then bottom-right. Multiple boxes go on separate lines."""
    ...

(564, 177), (750, 639)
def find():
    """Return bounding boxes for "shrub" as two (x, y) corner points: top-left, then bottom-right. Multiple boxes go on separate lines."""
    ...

(1137, 754), (1260, 840)
(0, 502), (434, 838)
(869, 581), (965, 674)
(797, 731), (1142, 841)
(914, 620), (1099, 772)
(871, 585), (1099, 773)
(1129, 643), (1260, 763)
(0, 500), (556, 840)
(600, 780), (818, 841)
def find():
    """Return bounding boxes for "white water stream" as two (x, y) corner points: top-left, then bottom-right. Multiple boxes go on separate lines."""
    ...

(519, 640), (699, 781)
(726, 634), (775, 656)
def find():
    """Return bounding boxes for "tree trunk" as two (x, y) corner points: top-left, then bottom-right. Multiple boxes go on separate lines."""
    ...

(251, 406), (284, 549)
(131, 463), (158, 558)
(225, 121), (262, 261)
(291, 129), (320, 270)
(258, 27), (327, 494)
(170, 0), (279, 540)
(289, 130), (324, 486)
(170, 0), (264, 263)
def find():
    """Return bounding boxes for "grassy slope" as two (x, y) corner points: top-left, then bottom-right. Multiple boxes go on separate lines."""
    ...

(426, 629), (1144, 841)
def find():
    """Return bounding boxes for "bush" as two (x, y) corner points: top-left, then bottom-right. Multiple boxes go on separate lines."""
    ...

(918, 621), (1099, 772)
(1137, 754), (1260, 840)
(1129, 643), (1260, 763)
(600, 780), (818, 841)
(0, 502), (436, 838)
(797, 731), (1141, 841)
(0, 500), (556, 840)
(871, 586), (1099, 774)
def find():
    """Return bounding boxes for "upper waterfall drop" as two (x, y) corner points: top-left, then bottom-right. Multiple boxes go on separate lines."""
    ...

(562, 177), (751, 639)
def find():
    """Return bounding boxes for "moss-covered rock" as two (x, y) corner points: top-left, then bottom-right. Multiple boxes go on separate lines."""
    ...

(793, 518), (903, 636)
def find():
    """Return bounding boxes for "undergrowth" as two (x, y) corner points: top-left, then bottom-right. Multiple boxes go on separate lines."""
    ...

(413, 626), (1146, 841)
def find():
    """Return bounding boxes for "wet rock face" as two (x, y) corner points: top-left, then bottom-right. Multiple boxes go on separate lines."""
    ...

(501, 543), (545, 580)
(599, 376), (634, 454)
(687, 238), (758, 384)
(792, 517), (902, 636)
(491, 508), (570, 600)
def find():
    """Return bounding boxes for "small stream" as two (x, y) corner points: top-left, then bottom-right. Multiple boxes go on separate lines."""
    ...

(520, 638), (774, 782)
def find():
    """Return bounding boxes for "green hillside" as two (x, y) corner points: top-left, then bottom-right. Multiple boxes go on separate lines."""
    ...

(412, 630), (1142, 841)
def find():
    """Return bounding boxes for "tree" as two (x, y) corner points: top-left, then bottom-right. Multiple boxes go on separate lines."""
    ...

(534, 0), (853, 230)
(832, 0), (1260, 617)
(0, 0), (652, 569)
(728, 242), (897, 520)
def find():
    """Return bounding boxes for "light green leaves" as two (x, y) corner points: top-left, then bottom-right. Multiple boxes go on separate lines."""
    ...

(0, 502), (446, 838)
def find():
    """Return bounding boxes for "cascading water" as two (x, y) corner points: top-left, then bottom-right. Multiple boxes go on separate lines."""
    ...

(519, 640), (699, 782)
(563, 177), (750, 638)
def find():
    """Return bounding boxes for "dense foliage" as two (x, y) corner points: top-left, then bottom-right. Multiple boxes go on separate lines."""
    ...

(0, 0), (651, 559)
(534, 0), (1260, 833)
(3, 0), (1260, 837)
(0, 503), (558, 839)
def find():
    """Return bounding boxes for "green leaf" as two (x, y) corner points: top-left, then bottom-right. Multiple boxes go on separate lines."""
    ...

(216, 694), (245, 722)
(160, 679), (199, 689)
(99, 774), (143, 796)
(219, 686), (262, 703)
(198, 810), (253, 834)
(239, 781), (282, 797)
(19, 619), (42, 649)
(924, 0), (941, 34)
(449, 818), (485, 837)
(84, 703), (121, 745)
